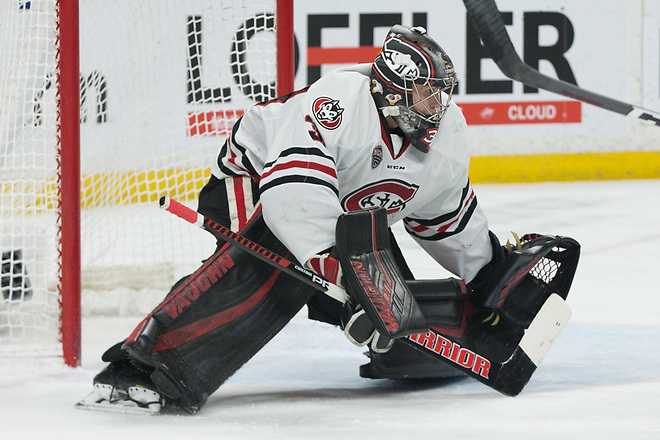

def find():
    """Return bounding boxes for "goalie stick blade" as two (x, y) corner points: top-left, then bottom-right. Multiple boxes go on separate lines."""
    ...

(518, 293), (572, 366)
(75, 384), (162, 415)
(490, 294), (572, 396)
(404, 294), (571, 396)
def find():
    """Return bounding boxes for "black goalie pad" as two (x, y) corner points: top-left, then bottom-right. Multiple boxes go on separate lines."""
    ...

(120, 214), (315, 413)
(483, 234), (580, 328)
(335, 207), (428, 339)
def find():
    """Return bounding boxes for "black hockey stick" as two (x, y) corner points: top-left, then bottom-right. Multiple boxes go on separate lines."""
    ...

(463, 0), (660, 126)
(159, 196), (348, 304)
(161, 196), (571, 396)
(406, 294), (570, 396)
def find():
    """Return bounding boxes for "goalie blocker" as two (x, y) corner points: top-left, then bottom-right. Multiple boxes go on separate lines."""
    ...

(335, 207), (429, 340)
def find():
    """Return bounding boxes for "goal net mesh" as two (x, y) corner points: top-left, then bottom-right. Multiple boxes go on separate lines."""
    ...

(0, 0), (278, 358)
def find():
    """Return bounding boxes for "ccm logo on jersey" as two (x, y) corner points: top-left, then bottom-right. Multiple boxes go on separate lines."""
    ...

(313, 96), (344, 130)
(342, 179), (419, 214)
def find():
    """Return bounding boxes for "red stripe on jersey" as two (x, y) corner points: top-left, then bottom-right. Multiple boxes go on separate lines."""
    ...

(226, 140), (240, 170)
(380, 121), (394, 156)
(231, 176), (248, 231)
(225, 140), (260, 182)
(261, 160), (337, 181)
(399, 139), (410, 157)
(408, 223), (428, 233)
(411, 189), (476, 234)
(435, 189), (475, 233)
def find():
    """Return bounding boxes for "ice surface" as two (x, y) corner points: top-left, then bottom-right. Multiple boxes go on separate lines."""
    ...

(1, 180), (659, 439)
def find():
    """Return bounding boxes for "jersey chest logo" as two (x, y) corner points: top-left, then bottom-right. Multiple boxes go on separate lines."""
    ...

(342, 179), (419, 214)
(312, 96), (344, 130)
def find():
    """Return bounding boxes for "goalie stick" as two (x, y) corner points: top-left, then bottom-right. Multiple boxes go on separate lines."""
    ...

(161, 196), (572, 396)
(463, 0), (660, 126)
(159, 196), (347, 304)
(407, 294), (570, 396)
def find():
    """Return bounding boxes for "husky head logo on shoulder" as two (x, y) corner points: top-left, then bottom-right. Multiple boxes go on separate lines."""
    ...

(313, 97), (344, 130)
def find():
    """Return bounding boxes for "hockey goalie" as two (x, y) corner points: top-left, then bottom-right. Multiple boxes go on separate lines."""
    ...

(77, 25), (580, 414)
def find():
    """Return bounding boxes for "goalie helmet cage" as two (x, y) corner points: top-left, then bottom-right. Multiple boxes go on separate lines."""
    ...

(0, 0), (294, 367)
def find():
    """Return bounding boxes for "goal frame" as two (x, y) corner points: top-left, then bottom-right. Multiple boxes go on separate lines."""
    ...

(59, 0), (81, 368)
(57, 0), (295, 367)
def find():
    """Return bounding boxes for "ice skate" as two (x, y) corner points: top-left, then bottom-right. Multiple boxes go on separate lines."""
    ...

(76, 358), (163, 415)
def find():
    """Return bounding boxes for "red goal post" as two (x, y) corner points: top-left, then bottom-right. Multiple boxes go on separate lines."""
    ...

(59, 0), (82, 368)
(1, 0), (295, 367)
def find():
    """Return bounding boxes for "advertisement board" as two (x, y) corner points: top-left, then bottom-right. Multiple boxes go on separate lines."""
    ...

(293, 0), (659, 155)
(28, 0), (657, 183)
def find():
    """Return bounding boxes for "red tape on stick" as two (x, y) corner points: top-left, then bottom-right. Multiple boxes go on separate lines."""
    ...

(159, 196), (203, 227)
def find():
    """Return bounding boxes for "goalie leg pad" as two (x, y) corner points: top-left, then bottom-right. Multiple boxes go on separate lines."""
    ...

(335, 207), (428, 339)
(121, 214), (314, 413)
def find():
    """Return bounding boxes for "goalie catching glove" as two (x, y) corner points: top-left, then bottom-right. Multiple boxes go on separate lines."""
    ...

(468, 231), (580, 328)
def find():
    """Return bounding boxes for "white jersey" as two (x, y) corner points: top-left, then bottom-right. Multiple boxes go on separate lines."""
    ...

(211, 64), (492, 282)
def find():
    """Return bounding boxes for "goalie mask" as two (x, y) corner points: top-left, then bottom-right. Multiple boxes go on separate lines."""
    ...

(371, 25), (457, 153)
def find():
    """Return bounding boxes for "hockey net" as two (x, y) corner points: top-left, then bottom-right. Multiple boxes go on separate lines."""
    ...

(0, 0), (292, 365)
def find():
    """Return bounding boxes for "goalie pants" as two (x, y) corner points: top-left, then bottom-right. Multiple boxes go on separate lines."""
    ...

(120, 175), (459, 411)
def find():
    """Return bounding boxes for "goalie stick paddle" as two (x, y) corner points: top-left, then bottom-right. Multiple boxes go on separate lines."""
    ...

(463, 0), (660, 126)
(159, 196), (348, 304)
(161, 196), (572, 396)
(406, 293), (571, 396)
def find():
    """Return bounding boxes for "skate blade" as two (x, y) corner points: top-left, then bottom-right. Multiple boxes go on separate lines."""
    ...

(75, 384), (162, 415)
